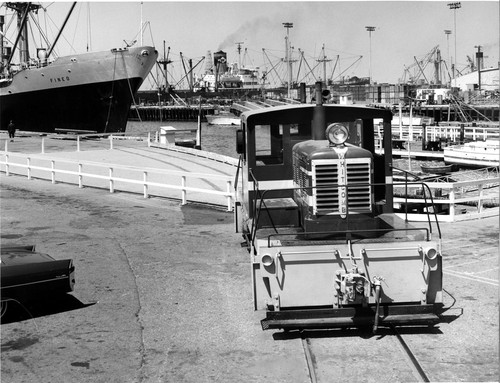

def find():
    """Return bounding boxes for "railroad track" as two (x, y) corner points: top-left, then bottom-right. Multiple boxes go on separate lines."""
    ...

(299, 326), (431, 383)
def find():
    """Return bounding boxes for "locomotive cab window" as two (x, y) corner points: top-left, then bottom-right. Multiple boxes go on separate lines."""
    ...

(255, 124), (285, 166)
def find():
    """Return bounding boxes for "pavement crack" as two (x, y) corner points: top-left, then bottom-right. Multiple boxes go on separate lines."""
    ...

(115, 241), (147, 382)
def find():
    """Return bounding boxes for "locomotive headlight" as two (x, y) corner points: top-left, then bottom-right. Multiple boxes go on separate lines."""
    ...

(261, 253), (274, 267)
(326, 123), (349, 146)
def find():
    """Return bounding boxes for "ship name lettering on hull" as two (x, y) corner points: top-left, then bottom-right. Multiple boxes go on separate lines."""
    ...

(50, 76), (71, 83)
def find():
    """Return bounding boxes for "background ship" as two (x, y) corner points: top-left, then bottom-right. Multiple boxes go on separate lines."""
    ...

(0, 2), (157, 134)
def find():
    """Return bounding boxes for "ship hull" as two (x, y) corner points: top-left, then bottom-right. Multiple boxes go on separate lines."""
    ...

(0, 46), (157, 133)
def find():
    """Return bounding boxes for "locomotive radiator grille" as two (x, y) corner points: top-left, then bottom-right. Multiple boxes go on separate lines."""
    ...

(313, 158), (372, 215)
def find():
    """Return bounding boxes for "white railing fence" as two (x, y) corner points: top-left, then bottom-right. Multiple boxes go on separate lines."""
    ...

(1, 152), (235, 211)
(393, 177), (500, 222)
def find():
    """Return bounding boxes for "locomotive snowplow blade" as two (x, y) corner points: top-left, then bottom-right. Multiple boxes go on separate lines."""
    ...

(261, 304), (441, 330)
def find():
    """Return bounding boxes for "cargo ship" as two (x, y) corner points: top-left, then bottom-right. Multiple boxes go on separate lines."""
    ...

(0, 3), (157, 134)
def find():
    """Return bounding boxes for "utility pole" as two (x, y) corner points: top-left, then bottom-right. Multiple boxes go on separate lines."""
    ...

(283, 22), (293, 97)
(365, 26), (376, 84)
(444, 30), (452, 81)
(447, 2), (461, 79)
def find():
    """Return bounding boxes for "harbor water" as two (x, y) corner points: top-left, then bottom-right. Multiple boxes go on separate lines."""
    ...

(126, 120), (448, 171)
(126, 120), (238, 158)
(126, 120), (498, 185)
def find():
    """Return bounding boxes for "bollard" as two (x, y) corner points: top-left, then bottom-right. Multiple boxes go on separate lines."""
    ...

(27, 157), (31, 180)
(109, 135), (114, 150)
(4, 139), (7, 152)
(148, 132), (151, 147)
(5, 154), (9, 176)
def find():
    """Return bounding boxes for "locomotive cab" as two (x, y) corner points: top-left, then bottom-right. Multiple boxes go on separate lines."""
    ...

(235, 83), (443, 332)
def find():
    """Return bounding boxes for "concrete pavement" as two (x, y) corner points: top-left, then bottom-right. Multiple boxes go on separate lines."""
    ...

(0, 174), (498, 383)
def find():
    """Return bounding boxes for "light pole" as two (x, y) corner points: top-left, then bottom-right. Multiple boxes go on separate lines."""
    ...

(283, 22), (293, 97)
(365, 26), (376, 84)
(447, 2), (461, 79)
(444, 30), (452, 84)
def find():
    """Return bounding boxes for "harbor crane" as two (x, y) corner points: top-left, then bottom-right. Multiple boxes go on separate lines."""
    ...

(401, 45), (446, 85)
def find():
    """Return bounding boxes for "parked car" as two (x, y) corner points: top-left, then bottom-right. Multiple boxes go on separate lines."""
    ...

(1, 245), (75, 303)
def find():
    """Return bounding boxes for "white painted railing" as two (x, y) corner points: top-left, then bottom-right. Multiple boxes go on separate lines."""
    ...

(1, 152), (235, 211)
(390, 125), (499, 142)
(393, 177), (499, 222)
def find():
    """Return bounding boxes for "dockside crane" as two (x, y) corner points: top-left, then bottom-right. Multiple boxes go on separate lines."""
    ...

(402, 45), (441, 85)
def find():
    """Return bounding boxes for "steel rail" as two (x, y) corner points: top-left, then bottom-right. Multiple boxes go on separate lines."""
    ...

(392, 325), (431, 382)
(301, 334), (318, 383)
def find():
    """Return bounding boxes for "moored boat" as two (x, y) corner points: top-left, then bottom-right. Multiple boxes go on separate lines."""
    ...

(420, 163), (457, 174)
(0, 3), (157, 134)
(206, 114), (241, 126)
(443, 139), (500, 168)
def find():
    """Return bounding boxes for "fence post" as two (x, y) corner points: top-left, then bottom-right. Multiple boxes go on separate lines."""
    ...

(181, 175), (187, 205)
(143, 171), (148, 198)
(77, 136), (81, 152)
(449, 187), (455, 221)
(27, 157), (31, 180)
(226, 180), (232, 211)
(109, 168), (114, 193)
(109, 135), (114, 150)
(478, 183), (484, 213)
(41, 137), (45, 154)
(51, 160), (56, 184)
(78, 163), (83, 188)
(5, 154), (9, 176)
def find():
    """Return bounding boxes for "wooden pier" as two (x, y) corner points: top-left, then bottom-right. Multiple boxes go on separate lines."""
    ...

(129, 105), (215, 122)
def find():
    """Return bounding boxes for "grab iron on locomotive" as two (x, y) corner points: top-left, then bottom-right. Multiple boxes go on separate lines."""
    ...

(234, 82), (443, 332)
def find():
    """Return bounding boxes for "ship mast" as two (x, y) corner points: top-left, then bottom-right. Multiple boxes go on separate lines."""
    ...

(5, 2), (41, 66)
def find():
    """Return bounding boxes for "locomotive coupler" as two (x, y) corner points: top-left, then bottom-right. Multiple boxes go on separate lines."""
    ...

(334, 267), (370, 307)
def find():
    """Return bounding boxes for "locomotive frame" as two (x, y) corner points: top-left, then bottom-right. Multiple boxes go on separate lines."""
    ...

(234, 83), (443, 332)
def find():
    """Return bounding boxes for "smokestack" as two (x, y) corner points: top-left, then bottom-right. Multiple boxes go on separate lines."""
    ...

(312, 82), (326, 140)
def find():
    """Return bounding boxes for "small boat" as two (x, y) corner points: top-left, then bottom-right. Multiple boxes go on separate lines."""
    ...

(443, 139), (500, 168)
(420, 164), (456, 174)
(206, 114), (240, 126)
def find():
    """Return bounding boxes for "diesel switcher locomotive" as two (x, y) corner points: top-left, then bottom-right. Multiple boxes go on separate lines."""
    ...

(234, 83), (443, 332)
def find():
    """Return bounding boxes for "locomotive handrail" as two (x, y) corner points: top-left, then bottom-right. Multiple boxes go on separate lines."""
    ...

(248, 169), (280, 250)
(234, 155), (242, 191)
(252, 180), (442, 246)
(391, 165), (442, 239)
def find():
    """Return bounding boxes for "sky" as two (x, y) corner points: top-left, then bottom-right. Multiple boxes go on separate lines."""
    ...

(2, 1), (499, 89)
